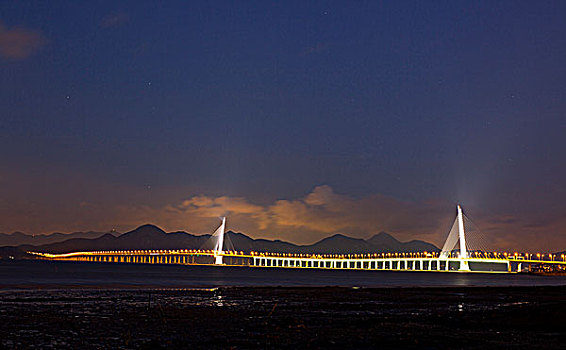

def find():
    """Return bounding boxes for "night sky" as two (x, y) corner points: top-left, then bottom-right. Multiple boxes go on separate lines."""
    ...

(1, 1), (565, 252)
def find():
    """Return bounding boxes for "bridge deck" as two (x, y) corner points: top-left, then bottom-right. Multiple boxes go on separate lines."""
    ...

(28, 249), (565, 273)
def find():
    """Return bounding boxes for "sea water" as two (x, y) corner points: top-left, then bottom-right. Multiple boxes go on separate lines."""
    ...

(1, 260), (565, 289)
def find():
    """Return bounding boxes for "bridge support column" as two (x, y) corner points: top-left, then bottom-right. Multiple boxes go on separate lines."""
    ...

(459, 259), (470, 272)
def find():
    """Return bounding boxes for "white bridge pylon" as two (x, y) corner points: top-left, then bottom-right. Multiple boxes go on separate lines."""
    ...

(212, 217), (226, 265)
(440, 205), (470, 271)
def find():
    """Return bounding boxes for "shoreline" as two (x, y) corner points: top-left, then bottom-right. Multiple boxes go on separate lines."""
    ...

(1, 282), (566, 291)
(1, 286), (564, 349)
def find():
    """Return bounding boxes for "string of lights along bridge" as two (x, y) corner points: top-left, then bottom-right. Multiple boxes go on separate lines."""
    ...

(31, 206), (566, 273)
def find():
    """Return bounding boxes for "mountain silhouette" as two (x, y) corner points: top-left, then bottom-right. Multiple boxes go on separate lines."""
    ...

(367, 232), (437, 252)
(0, 230), (117, 247)
(13, 224), (439, 255)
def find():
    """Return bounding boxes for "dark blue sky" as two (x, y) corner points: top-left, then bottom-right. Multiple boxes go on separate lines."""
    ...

(1, 1), (565, 251)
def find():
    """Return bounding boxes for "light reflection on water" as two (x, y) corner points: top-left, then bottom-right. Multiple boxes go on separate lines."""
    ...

(0, 288), (537, 317)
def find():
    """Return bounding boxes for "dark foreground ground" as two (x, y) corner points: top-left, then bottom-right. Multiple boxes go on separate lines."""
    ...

(0, 286), (564, 349)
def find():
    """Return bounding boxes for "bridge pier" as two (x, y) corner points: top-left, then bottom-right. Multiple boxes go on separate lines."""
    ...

(459, 259), (470, 272)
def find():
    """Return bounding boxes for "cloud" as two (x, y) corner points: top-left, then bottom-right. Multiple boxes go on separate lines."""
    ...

(268, 185), (451, 241)
(473, 213), (566, 253)
(0, 22), (46, 60)
(111, 185), (566, 252)
(1, 172), (563, 252)
(117, 185), (454, 245)
(177, 195), (269, 229)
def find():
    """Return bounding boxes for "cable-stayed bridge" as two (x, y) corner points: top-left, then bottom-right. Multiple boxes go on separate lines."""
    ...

(31, 206), (566, 273)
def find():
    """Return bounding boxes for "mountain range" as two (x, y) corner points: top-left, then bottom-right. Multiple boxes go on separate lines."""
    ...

(1, 224), (439, 258)
(0, 230), (118, 247)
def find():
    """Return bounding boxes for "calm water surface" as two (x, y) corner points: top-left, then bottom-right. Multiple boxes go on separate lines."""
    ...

(1, 260), (565, 289)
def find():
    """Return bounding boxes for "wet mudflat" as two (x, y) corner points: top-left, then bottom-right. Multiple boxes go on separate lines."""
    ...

(0, 286), (564, 349)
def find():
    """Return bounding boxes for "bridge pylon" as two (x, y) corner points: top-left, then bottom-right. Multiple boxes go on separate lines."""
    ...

(440, 205), (470, 271)
(457, 205), (470, 271)
(213, 217), (226, 265)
